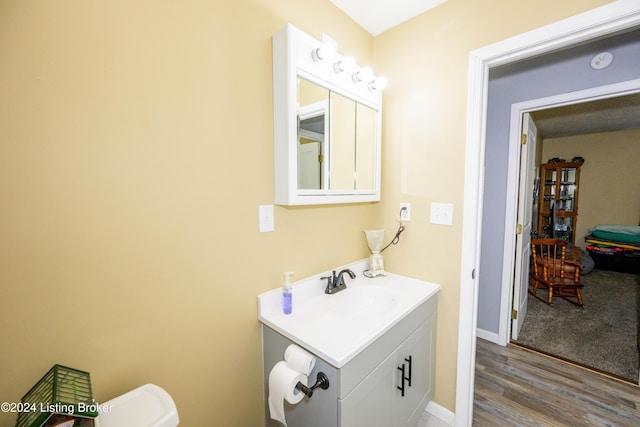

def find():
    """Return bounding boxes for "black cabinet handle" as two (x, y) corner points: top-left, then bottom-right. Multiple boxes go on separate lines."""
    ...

(397, 355), (415, 397)
(397, 364), (405, 397)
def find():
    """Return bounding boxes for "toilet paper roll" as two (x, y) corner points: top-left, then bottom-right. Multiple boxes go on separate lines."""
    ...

(284, 344), (316, 376)
(268, 361), (307, 427)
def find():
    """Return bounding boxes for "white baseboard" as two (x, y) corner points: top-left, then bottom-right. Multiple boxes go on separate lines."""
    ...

(476, 327), (499, 344)
(423, 400), (455, 427)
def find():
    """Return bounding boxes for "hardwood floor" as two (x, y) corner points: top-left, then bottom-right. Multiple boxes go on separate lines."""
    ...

(473, 338), (640, 426)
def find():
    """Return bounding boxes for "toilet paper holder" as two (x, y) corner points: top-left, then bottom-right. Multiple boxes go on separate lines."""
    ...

(294, 372), (330, 398)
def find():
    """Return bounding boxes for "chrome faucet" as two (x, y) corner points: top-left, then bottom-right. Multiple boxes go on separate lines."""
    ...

(321, 269), (356, 294)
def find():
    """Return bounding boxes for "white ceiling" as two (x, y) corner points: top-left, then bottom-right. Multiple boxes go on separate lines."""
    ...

(329, 0), (447, 36)
(531, 93), (640, 139)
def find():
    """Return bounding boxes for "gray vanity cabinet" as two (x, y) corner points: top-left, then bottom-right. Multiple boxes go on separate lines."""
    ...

(262, 297), (436, 427)
(394, 318), (435, 425)
(340, 314), (435, 427)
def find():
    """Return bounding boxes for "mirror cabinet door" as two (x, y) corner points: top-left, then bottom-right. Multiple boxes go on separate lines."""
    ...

(297, 78), (329, 190)
(355, 103), (377, 191)
(329, 91), (356, 190)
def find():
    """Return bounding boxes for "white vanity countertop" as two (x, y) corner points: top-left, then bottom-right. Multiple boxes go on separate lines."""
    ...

(258, 260), (440, 368)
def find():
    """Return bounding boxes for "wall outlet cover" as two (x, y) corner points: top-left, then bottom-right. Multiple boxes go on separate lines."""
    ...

(400, 203), (411, 221)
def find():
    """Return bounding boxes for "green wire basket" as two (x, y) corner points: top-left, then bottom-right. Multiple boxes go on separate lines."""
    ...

(16, 364), (98, 427)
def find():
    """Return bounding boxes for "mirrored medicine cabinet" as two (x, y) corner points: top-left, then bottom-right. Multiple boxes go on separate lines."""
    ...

(272, 23), (384, 206)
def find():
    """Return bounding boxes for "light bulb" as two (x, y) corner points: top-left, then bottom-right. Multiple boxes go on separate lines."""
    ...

(352, 67), (373, 83)
(312, 42), (336, 62)
(333, 56), (355, 73)
(368, 76), (388, 91)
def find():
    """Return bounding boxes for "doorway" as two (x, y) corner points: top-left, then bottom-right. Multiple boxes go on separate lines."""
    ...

(504, 84), (640, 343)
(455, 4), (640, 426)
(508, 93), (640, 384)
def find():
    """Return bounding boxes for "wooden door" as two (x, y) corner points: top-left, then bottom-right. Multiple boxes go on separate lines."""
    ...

(512, 113), (537, 340)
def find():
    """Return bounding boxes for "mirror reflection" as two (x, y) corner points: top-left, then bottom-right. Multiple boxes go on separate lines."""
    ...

(297, 77), (377, 192)
(297, 78), (328, 190)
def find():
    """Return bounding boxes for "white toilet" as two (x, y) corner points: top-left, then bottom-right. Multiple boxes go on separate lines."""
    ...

(95, 384), (179, 427)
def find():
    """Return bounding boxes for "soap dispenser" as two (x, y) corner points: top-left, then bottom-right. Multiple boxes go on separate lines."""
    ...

(282, 272), (294, 315)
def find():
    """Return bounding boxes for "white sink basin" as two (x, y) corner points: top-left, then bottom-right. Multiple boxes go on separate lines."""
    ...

(258, 260), (440, 367)
(329, 285), (396, 319)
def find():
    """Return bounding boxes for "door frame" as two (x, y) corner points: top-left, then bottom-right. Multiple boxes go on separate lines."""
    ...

(497, 78), (640, 346)
(455, 2), (640, 426)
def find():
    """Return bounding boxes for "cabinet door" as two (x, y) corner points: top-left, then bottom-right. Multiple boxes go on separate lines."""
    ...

(339, 351), (396, 427)
(395, 317), (435, 427)
(558, 167), (578, 212)
(541, 166), (557, 213)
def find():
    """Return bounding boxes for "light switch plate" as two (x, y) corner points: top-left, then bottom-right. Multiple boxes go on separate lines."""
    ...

(259, 204), (274, 232)
(430, 203), (454, 226)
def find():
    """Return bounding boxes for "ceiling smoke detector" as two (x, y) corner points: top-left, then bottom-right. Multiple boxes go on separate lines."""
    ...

(590, 52), (613, 70)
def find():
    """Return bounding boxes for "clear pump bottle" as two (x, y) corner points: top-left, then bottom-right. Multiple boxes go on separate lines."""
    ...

(282, 272), (294, 315)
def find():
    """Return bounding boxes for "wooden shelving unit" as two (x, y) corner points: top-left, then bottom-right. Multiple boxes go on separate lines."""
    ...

(538, 161), (582, 243)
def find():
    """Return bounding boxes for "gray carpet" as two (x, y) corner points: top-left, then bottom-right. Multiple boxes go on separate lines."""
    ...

(513, 269), (640, 384)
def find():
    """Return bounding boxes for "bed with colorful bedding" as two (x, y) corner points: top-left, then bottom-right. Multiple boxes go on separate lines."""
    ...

(584, 224), (640, 275)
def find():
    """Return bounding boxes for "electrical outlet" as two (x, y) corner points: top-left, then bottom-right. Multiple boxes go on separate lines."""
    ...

(400, 203), (411, 221)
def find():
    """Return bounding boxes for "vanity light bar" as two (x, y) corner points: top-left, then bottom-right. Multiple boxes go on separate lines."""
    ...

(310, 42), (387, 92)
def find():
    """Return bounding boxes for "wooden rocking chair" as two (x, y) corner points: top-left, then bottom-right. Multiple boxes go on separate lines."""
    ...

(530, 238), (584, 307)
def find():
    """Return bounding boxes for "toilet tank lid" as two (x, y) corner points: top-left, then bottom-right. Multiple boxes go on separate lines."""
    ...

(98, 383), (179, 427)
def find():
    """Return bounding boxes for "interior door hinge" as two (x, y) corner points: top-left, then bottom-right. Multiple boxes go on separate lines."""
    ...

(318, 154), (324, 163)
(516, 224), (523, 235)
(521, 134), (527, 145)
(512, 309), (518, 320)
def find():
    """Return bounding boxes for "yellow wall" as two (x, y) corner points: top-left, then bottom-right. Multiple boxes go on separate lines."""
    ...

(542, 130), (640, 241)
(0, 0), (616, 425)
(0, 1), (378, 425)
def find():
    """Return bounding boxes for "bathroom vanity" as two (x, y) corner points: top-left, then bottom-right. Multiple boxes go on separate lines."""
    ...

(258, 261), (440, 427)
